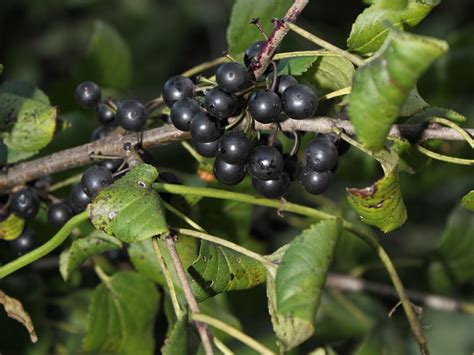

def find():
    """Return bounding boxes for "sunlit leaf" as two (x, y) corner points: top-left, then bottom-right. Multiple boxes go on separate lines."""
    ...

(461, 191), (474, 212)
(303, 56), (355, 94)
(0, 214), (25, 241)
(278, 56), (319, 76)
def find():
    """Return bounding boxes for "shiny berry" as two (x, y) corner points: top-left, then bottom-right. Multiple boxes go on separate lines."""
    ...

(192, 138), (220, 158)
(317, 133), (351, 156)
(11, 227), (36, 256)
(116, 100), (148, 131)
(300, 166), (332, 195)
(248, 146), (284, 180)
(282, 84), (318, 119)
(244, 41), (265, 68)
(252, 173), (291, 199)
(47, 202), (74, 228)
(204, 87), (237, 120)
(276, 75), (298, 96)
(11, 188), (39, 220)
(75, 81), (101, 108)
(248, 90), (282, 123)
(218, 131), (252, 164)
(163, 76), (194, 107)
(190, 112), (223, 143)
(216, 62), (251, 93)
(99, 159), (124, 173)
(170, 98), (201, 131)
(69, 184), (91, 212)
(213, 157), (246, 186)
(305, 137), (338, 172)
(96, 103), (116, 126)
(81, 166), (114, 198)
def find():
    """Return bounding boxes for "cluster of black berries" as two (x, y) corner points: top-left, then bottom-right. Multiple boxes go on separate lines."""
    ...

(74, 81), (149, 140)
(162, 40), (340, 199)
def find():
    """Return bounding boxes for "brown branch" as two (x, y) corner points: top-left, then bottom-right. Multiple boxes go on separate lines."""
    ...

(326, 273), (474, 316)
(1, 118), (473, 191)
(164, 234), (214, 355)
(250, 0), (310, 78)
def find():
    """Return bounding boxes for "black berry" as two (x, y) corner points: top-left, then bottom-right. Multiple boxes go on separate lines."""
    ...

(81, 166), (114, 198)
(218, 131), (252, 164)
(47, 202), (74, 228)
(204, 87), (237, 120)
(248, 145), (284, 180)
(10, 227), (36, 256)
(213, 157), (246, 186)
(282, 84), (318, 120)
(190, 112), (223, 143)
(248, 90), (282, 124)
(300, 166), (332, 195)
(317, 133), (350, 156)
(116, 100), (148, 131)
(244, 41), (265, 68)
(75, 81), (101, 108)
(99, 159), (124, 173)
(252, 173), (291, 199)
(69, 184), (91, 212)
(283, 154), (302, 181)
(11, 188), (39, 220)
(216, 62), (251, 93)
(91, 125), (115, 141)
(256, 134), (283, 153)
(276, 75), (298, 96)
(163, 76), (194, 108)
(192, 138), (220, 158)
(305, 137), (338, 172)
(96, 103), (116, 126)
(170, 98), (201, 131)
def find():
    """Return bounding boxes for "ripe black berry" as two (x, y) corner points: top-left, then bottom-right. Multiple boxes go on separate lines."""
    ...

(213, 157), (246, 186)
(11, 188), (39, 220)
(282, 84), (318, 120)
(190, 112), (223, 143)
(81, 166), (114, 198)
(216, 62), (251, 93)
(305, 137), (338, 172)
(116, 100), (148, 131)
(276, 75), (298, 96)
(256, 134), (283, 153)
(170, 98), (201, 131)
(75, 81), (101, 108)
(218, 131), (252, 164)
(47, 202), (74, 228)
(96, 103), (116, 126)
(244, 41), (265, 68)
(317, 133), (351, 156)
(300, 166), (332, 195)
(69, 184), (91, 212)
(252, 173), (291, 199)
(91, 125), (115, 141)
(204, 87), (237, 120)
(99, 159), (124, 173)
(192, 138), (220, 158)
(10, 227), (36, 256)
(248, 90), (282, 123)
(248, 146), (284, 180)
(163, 76), (194, 108)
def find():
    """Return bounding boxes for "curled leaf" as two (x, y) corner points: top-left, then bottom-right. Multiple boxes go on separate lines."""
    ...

(0, 289), (37, 343)
(0, 214), (25, 241)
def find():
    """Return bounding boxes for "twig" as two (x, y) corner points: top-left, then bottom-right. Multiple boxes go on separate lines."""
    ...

(1, 118), (473, 191)
(164, 234), (214, 355)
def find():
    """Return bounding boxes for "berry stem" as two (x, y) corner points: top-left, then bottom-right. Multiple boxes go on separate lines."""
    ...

(320, 86), (352, 101)
(191, 313), (276, 355)
(181, 56), (227, 78)
(163, 201), (206, 232)
(273, 50), (342, 60)
(289, 131), (301, 157)
(152, 182), (429, 355)
(0, 211), (89, 279)
(415, 144), (474, 165)
(286, 23), (365, 67)
(250, 17), (269, 40)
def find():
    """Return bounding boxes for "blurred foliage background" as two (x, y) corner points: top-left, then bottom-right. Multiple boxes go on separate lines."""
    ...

(0, 0), (473, 354)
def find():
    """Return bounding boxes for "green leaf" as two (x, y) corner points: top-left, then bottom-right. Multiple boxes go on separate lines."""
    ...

(348, 0), (440, 54)
(346, 160), (407, 233)
(461, 191), (474, 212)
(0, 80), (57, 163)
(227, 0), (291, 57)
(76, 20), (132, 89)
(0, 214), (25, 241)
(83, 271), (160, 354)
(267, 219), (341, 351)
(433, 207), (474, 283)
(303, 56), (355, 94)
(89, 164), (169, 243)
(399, 88), (429, 117)
(278, 57), (319, 76)
(60, 230), (122, 281)
(188, 241), (267, 302)
(161, 317), (189, 355)
(348, 29), (447, 151)
(409, 106), (466, 124)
